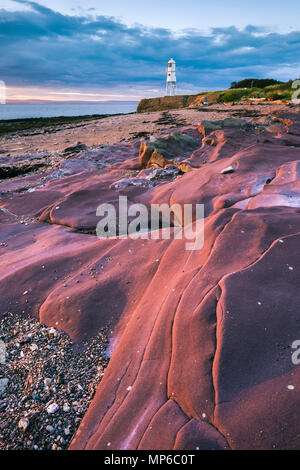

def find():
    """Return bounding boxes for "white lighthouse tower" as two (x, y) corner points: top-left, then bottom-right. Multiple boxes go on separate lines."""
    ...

(166, 58), (176, 96)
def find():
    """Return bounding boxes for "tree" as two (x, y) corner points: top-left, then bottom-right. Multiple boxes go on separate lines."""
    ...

(230, 78), (284, 89)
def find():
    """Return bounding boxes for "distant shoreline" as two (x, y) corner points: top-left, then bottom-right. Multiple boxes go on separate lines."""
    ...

(0, 102), (138, 121)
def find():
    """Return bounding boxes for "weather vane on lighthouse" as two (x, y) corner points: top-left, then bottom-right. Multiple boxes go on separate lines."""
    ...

(166, 58), (176, 96)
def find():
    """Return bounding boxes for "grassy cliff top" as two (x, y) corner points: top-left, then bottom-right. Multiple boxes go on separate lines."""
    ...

(137, 80), (294, 113)
(137, 95), (197, 113)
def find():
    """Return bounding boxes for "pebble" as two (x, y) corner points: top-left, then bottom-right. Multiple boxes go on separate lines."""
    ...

(221, 165), (235, 174)
(0, 312), (109, 450)
(19, 335), (31, 344)
(18, 417), (29, 432)
(63, 403), (70, 412)
(48, 328), (58, 338)
(46, 403), (59, 414)
(44, 378), (52, 388)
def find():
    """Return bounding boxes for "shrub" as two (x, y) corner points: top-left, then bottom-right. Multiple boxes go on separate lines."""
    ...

(230, 78), (284, 89)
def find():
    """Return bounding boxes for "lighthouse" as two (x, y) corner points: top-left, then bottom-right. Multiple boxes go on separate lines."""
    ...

(166, 58), (176, 96)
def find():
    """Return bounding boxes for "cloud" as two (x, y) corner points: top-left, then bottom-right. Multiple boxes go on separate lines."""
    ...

(1, 0), (300, 96)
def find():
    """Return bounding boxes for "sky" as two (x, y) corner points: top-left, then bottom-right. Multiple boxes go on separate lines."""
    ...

(1, 0), (300, 102)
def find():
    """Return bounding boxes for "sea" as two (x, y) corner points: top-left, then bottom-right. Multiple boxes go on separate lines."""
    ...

(0, 102), (138, 120)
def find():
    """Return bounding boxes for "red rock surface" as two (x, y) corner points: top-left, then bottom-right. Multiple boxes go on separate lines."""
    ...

(1, 109), (300, 450)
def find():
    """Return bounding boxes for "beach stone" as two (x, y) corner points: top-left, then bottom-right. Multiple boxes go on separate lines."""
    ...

(18, 417), (29, 432)
(221, 165), (235, 174)
(137, 165), (180, 180)
(139, 132), (201, 169)
(110, 177), (152, 190)
(19, 335), (31, 344)
(46, 403), (59, 414)
(198, 118), (254, 137)
(44, 378), (52, 388)
(63, 141), (87, 155)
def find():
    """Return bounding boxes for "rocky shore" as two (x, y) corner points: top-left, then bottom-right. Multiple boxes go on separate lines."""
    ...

(0, 103), (300, 450)
(0, 103), (285, 158)
(0, 312), (109, 450)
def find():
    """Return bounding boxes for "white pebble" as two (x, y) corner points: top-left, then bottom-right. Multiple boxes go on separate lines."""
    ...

(18, 417), (29, 432)
(46, 403), (59, 414)
(44, 378), (52, 388)
(221, 165), (234, 174)
(48, 327), (58, 337)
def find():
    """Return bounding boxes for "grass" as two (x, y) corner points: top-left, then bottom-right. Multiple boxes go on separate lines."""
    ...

(137, 95), (197, 113)
(137, 80), (295, 113)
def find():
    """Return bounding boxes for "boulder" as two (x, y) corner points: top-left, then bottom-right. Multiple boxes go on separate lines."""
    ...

(198, 118), (254, 137)
(63, 141), (87, 155)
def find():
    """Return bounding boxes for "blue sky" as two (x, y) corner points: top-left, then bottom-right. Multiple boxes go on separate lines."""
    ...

(1, 0), (300, 101)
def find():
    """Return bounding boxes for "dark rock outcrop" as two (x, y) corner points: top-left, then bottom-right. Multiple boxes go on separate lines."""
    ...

(139, 131), (201, 171)
(0, 152), (51, 179)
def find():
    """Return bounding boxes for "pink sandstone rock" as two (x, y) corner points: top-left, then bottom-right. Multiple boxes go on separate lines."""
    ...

(0, 112), (300, 450)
